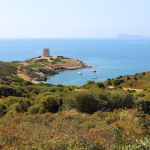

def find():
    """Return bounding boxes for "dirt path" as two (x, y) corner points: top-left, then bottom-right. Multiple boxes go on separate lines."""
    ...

(123, 87), (143, 92)
(17, 73), (31, 81)
(107, 86), (143, 92)
(74, 89), (87, 91)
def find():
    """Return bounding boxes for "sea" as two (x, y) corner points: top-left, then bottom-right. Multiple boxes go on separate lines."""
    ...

(0, 38), (150, 86)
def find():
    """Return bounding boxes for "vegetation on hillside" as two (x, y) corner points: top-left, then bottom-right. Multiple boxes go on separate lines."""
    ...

(0, 61), (150, 149)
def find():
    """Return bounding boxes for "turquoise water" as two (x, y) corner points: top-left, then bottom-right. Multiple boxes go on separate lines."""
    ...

(0, 38), (150, 85)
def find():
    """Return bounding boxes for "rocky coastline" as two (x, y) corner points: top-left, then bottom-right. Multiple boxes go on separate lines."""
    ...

(18, 56), (89, 82)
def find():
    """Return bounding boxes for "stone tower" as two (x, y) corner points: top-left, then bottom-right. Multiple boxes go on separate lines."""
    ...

(43, 48), (50, 57)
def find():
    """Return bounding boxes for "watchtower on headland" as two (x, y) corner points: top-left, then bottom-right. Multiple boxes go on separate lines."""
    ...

(43, 48), (50, 57)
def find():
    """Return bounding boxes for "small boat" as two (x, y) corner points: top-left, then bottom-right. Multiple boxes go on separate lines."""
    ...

(92, 77), (97, 79)
(90, 70), (96, 72)
(78, 72), (82, 75)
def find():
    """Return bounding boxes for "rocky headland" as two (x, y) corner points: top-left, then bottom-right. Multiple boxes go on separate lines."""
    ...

(17, 56), (88, 82)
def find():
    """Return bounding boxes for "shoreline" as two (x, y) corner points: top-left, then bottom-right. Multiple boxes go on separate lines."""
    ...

(19, 56), (90, 82)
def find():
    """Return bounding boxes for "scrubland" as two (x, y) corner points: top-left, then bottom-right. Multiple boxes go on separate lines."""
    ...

(0, 61), (150, 149)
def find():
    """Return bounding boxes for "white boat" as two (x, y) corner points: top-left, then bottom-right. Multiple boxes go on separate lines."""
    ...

(90, 70), (96, 72)
(92, 77), (97, 79)
(78, 72), (82, 75)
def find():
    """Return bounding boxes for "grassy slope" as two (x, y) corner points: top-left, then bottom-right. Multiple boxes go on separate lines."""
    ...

(102, 71), (150, 90)
(121, 72), (150, 89)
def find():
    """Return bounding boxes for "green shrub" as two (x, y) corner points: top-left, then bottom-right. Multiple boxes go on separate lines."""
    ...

(93, 90), (109, 110)
(106, 81), (112, 86)
(39, 106), (45, 114)
(96, 82), (105, 88)
(2, 96), (32, 112)
(8, 102), (21, 113)
(25, 85), (43, 93)
(0, 103), (7, 117)
(49, 58), (54, 60)
(87, 80), (95, 85)
(34, 59), (48, 63)
(49, 87), (56, 92)
(57, 84), (63, 87)
(61, 61), (67, 64)
(134, 92), (145, 98)
(0, 84), (18, 97)
(0, 84), (28, 97)
(65, 91), (99, 114)
(24, 81), (33, 86)
(65, 89), (134, 114)
(0, 62), (18, 76)
(28, 104), (40, 114)
(39, 95), (61, 113)
(136, 97), (150, 114)
(113, 79), (124, 86)
(35, 92), (53, 104)
(11, 77), (25, 85)
(108, 91), (134, 110)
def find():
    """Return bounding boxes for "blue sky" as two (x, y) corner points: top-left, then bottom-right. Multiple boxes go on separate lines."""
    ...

(0, 0), (150, 38)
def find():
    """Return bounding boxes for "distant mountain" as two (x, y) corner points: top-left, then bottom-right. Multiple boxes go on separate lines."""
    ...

(116, 34), (150, 39)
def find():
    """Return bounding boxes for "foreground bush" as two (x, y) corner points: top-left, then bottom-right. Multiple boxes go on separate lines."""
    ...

(0, 96), (32, 112)
(107, 90), (134, 110)
(66, 91), (100, 114)
(34, 92), (53, 104)
(39, 95), (62, 113)
(65, 90), (134, 114)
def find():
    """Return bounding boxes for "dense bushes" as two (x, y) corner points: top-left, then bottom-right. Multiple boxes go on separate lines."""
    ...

(112, 79), (124, 86)
(28, 104), (40, 114)
(0, 84), (18, 98)
(0, 103), (7, 117)
(35, 92), (53, 104)
(65, 90), (134, 114)
(108, 91), (134, 110)
(136, 97), (150, 114)
(1, 96), (32, 112)
(96, 82), (105, 88)
(0, 84), (28, 98)
(0, 62), (18, 77)
(24, 81), (33, 86)
(87, 80), (95, 85)
(39, 95), (62, 113)
(66, 91), (100, 114)
(8, 103), (21, 112)
(29, 94), (62, 114)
